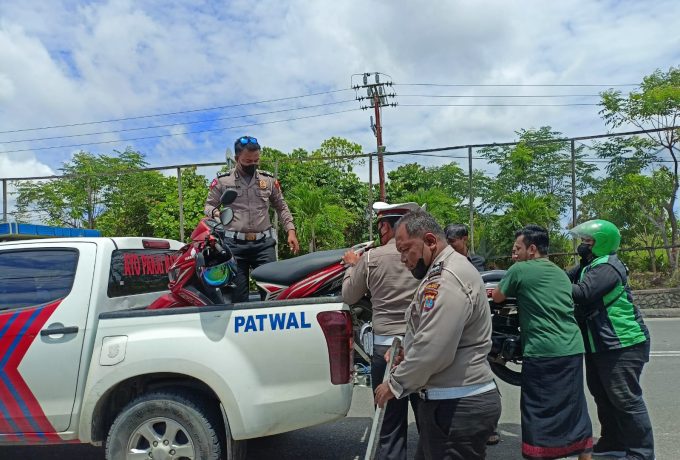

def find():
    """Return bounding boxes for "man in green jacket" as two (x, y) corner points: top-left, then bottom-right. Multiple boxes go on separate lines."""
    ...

(568, 219), (653, 460)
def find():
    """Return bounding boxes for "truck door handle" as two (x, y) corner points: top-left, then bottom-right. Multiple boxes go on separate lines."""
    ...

(40, 326), (79, 336)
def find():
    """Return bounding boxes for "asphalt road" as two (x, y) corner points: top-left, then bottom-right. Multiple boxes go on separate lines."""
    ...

(3, 318), (678, 460)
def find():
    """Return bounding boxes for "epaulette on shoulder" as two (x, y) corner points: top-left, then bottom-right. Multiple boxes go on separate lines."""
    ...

(428, 261), (444, 279)
(258, 170), (274, 178)
(217, 171), (232, 178)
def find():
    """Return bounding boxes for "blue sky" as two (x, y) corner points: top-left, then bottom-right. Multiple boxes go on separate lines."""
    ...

(1, 0), (679, 215)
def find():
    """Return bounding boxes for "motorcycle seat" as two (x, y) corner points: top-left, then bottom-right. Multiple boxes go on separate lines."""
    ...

(252, 248), (349, 286)
(481, 270), (507, 283)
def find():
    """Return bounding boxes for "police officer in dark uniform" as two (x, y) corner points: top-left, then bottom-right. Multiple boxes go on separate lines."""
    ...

(204, 135), (299, 302)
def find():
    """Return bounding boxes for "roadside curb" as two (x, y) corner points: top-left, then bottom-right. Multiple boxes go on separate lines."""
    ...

(640, 308), (680, 318)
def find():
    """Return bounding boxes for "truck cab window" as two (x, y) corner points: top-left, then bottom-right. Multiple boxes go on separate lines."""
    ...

(0, 249), (79, 310)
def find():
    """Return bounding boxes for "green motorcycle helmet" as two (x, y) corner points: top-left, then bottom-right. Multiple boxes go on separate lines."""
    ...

(569, 219), (621, 257)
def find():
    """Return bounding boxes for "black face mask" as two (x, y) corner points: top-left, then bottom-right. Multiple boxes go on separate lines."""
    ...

(378, 224), (390, 245)
(410, 258), (429, 280)
(577, 243), (593, 259)
(410, 241), (433, 280)
(240, 164), (257, 176)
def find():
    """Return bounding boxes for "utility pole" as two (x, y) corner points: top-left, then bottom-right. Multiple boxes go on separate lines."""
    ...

(177, 167), (185, 242)
(571, 139), (578, 261)
(468, 146), (475, 254)
(353, 72), (396, 201)
(2, 179), (7, 223)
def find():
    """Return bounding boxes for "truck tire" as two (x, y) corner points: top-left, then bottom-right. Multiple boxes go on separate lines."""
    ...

(105, 390), (227, 460)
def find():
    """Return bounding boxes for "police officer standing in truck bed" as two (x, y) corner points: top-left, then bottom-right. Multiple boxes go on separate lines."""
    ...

(204, 135), (299, 302)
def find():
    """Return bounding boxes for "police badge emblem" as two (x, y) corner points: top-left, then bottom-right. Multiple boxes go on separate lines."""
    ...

(258, 179), (267, 189)
(422, 287), (438, 311)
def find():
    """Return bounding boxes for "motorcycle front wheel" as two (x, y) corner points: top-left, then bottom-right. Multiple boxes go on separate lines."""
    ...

(489, 360), (522, 386)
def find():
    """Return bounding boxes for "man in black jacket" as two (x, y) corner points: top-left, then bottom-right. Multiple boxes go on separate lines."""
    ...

(568, 219), (653, 460)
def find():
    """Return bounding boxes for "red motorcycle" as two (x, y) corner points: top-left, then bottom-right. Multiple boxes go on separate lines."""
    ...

(253, 251), (522, 386)
(148, 211), (523, 385)
(251, 241), (374, 300)
(148, 190), (239, 309)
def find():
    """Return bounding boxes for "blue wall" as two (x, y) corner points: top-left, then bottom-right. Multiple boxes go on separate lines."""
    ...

(0, 223), (101, 239)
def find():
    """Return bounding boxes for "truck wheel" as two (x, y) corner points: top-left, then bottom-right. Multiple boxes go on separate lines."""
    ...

(106, 390), (223, 460)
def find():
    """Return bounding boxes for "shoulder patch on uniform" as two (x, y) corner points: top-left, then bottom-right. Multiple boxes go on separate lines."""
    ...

(428, 262), (443, 279)
(424, 281), (440, 291)
(258, 170), (274, 178)
(422, 288), (438, 312)
(209, 178), (218, 189)
(217, 171), (232, 178)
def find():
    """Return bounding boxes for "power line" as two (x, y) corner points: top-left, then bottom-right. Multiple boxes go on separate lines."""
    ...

(0, 108), (362, 154)
(0, 151), (672, 184)
(374, 126), (680, 154)
(399, 94), (602, 98)
(400, 103), (599, 107)
(2, 100), (355, 144)
(0, 88), (353, 134)
(2, 126), (678, 181)
(395, 83), (639, 88)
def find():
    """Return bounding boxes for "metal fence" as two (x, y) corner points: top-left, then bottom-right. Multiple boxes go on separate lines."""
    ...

(1, 126), (678, 260)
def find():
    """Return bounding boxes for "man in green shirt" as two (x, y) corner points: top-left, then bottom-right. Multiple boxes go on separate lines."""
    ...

(492, 224), (592, 460)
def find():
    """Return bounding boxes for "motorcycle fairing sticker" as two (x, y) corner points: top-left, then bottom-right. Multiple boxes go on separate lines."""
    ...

(0, 300), (63, 442)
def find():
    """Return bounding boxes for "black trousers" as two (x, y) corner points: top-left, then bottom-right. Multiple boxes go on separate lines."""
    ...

(585, 341), (654, 460)
(415, 389), (501, 460)
(227, 237), (277, 303)
(372, 345), (420, 460)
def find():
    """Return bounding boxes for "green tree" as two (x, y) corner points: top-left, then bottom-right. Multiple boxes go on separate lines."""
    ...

(400, 188), (467, 228)
(259, 140), (370, 251)
(147, 167), (209, 241)
(600, 66), (680, 270)
(287, 184), (353, 252)
(14, 149), (166, 235)
(386, 164), (430, 200)
(580, 169), (672, 272)
(479, 127), (596, 217)
(386, 161), (486, 203)
(486, 192), (561, 259)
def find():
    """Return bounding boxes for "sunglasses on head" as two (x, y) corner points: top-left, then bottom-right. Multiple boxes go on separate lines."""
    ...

(237, 136), (258, 145)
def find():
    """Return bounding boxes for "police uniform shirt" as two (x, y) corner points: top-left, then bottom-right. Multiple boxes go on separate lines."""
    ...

(342, 238), (420, 337)
(204, 168), (295, 233)
(388, 246), (494, 398)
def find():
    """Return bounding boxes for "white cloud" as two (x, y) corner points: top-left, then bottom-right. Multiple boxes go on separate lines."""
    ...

(0, 0), (678, 208)
(0, 152), (54, 222)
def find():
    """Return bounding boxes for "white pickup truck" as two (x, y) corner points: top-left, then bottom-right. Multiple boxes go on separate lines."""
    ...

(0, 237), (354, 460)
